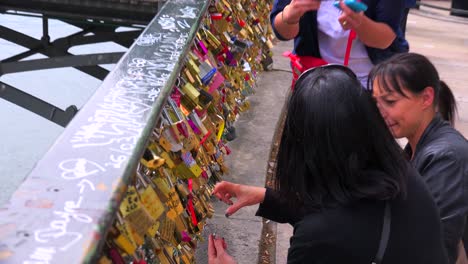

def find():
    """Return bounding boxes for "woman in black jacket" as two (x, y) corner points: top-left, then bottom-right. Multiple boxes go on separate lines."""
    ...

(210, 65), (448, 264)
(370, 52), (468, 263)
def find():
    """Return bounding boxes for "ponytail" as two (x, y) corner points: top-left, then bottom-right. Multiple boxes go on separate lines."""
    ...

(438, 81), (457, 126)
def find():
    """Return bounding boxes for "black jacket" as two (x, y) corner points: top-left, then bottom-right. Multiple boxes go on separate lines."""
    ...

(256, 169), (448, 263)
(405, 115), (468, 264)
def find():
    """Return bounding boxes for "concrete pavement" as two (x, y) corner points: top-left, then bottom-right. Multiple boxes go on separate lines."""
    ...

(196, 4), (468, 263)
(194, 40), (292, 263)
(408, 5), (468, 135)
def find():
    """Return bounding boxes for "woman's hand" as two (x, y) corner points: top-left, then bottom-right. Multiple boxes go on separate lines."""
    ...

(274, 0), (320, 39)
(338, 1), (364, 30)
(213, 181), (266, 217)
(208, 234), (236, 264)
(283, 0), (321, 24)
(337, 0), (396, 49)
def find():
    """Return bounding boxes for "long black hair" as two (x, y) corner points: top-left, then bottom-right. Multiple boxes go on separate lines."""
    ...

(368, 52), (457, 125)
(275, 66), (408, 210)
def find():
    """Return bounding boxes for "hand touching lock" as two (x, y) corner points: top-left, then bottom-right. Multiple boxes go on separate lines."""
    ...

(212, 181), (266, 217)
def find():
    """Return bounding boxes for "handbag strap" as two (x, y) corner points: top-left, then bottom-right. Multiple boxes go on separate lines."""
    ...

(372, 201), (391, 264)
(344, 0), (364, 66)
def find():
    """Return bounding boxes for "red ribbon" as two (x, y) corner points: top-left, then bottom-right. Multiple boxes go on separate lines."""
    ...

(187, 179), (198, 226)
(282, 51), (304, 72)
(176, 122), (189, 138)
(199, 130), (212, 145)
(344, 0), (362, 66)
(344, 30), (356, 66)
(211, 13), (223, 20)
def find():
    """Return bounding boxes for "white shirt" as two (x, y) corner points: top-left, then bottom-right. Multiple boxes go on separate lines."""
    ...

(317, 1), (373, 87)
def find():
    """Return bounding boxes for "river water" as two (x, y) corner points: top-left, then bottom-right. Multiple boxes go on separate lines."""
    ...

(0, 13), (129, 206)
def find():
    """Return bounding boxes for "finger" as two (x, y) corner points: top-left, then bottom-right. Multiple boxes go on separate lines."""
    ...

(338, 15), (346, 25)
(290, 0), (319, 9)
(222, 237), (227, 250)
(215, 182), (238, 197)
(214, 190), (233, 205)
(213, 181), (225, 195)
(213, 192), (225, 201)
(225, 193), (233, 205)
(294, 1), (320, 7)
(339, 1), (355, 16)
(338, 16), (347, 29)
(346, 17), (360, 28)
(219, 196), (233, 205)
(225, 201), (244, 217)
(290, 0), (316, 5)
(220, 195), (233, 205)
(208, 234), (217, 258)
(341, 15), (359, 29)
(213, 237), (226, 254)
(214, 181), (236, 196)
(213, 183), (229, 202)
(294, 2), (320, 11)
(301, 0), (321, 5)
(338, 15), (351, 30)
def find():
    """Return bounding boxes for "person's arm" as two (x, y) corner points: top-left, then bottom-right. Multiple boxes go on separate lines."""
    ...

(255, 188), (305, 225)
(213, 181), (304, 225)
(270, 0), (320, 40)
(213, 181), (266, 216)
(338, 0), (405, 49)
(273, 4), (300, 40)
(349, 15), (396, 49)
(419, 152), (468, 264)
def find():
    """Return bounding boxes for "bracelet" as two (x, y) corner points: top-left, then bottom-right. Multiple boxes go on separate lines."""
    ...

(281, 5), (300, 25)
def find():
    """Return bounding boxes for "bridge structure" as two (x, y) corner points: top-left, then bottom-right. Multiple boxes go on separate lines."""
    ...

(0, 0), (159, 126)
(0, 0), (274, 263)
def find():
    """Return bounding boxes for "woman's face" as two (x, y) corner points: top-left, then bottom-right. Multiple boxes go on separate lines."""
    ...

(372, 79), (426, 139)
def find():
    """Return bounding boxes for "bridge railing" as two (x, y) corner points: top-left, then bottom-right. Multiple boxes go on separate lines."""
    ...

(416, 0), (468, 17)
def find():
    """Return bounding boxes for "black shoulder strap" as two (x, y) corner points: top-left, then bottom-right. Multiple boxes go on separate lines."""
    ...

(372, 201), (391, 264)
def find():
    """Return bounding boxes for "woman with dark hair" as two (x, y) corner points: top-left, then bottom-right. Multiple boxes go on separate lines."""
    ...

(369, 52), (468, 264)
(209, 65), (447, 263)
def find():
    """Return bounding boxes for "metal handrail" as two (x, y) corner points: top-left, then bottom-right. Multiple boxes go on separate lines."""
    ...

(416, 1), (468, 16)
(0, 0), (209, 262)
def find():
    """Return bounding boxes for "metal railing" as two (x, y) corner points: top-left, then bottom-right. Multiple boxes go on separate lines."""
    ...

(416, 0), (468, 16)
(0, 0), (210, 262)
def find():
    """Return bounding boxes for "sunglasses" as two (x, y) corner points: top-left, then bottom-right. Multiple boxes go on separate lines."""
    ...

(294, 64), (358, 91)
